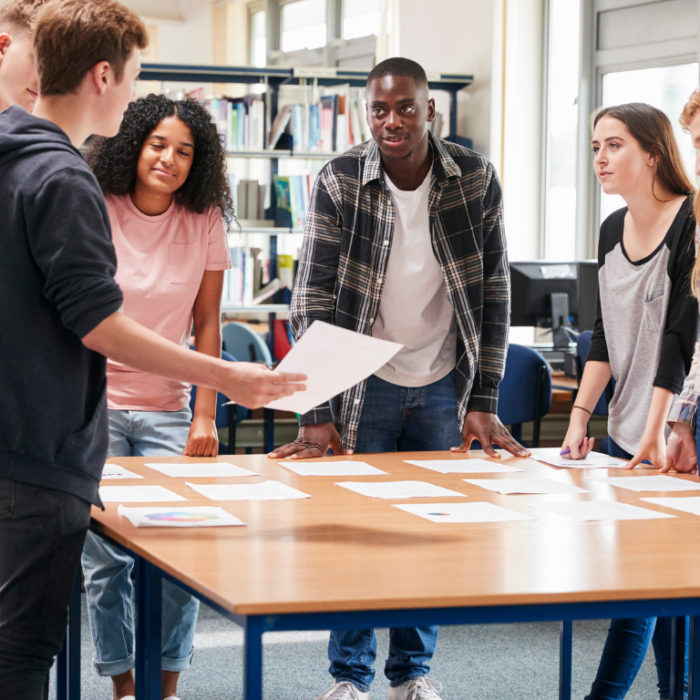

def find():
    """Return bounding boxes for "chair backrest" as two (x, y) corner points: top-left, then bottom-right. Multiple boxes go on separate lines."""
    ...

(189, 349), (247, 426)
(497, 344), (552, 426)
(576, 330), (610, 416)
(222, 322), (273, 366)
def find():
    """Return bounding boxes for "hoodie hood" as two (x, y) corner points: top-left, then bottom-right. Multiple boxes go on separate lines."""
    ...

(0, 105), (80, 169)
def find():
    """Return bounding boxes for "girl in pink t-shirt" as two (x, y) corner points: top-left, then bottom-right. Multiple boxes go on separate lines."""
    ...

(81, 94), (234, 700)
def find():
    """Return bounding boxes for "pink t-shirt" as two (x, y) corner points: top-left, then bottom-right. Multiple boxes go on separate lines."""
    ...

(106, 194), (232, 411)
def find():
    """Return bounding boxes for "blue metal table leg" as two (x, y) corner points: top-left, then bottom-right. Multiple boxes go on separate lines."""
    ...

(135, 556), (162, 700)
(264, 408), (275, 454)
(56, 568), (82, 700)
(690, 617), (700, 700)
(559, 620), (572, 700)
(244, 617), (264, 700)
(672, 616), (688, 700)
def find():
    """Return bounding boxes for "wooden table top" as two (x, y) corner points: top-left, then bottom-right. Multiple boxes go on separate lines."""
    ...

(91, 453), (700, 616)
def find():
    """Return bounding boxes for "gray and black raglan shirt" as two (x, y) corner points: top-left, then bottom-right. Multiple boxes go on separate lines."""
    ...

(588, 196), (697, 454)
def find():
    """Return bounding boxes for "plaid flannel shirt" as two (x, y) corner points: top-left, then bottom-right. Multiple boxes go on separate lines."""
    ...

(289, 132), (510, 451)
(668, 339), (699, 430)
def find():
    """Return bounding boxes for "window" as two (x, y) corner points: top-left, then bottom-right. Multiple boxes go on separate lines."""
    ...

(250, 9), (266, 67)
(341, 0), (380, 40)
(543, 0), (581, 261)
(599, 62), (699, 222)
(281, 0), (327, 52)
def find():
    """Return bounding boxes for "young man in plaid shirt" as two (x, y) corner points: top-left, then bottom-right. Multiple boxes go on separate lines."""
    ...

(270, 57), (528, 700)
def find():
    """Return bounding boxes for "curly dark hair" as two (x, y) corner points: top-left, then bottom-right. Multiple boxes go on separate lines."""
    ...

(86, 94), (234, 226)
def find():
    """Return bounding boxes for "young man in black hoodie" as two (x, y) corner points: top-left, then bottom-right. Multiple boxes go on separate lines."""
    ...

(0, 1), (305, 696)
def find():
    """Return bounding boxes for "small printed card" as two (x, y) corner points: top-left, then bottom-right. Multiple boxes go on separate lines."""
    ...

(117, 505), (245, 528)
(101, 464), (143, 480)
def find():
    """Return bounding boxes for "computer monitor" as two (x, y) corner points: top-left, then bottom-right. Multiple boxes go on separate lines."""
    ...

(510, 260), (598, 346)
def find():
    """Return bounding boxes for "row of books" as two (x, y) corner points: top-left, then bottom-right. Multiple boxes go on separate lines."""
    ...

(205, 95), (266, 152)
(272, 174), (315, 229)
(270, 87), (370, 153)
(222, 248), (297, 306)
(235, 179), (267, 221)
(203, 91), (447, 155)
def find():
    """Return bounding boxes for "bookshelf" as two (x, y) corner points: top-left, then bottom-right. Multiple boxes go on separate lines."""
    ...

(138, 63), (474, 359)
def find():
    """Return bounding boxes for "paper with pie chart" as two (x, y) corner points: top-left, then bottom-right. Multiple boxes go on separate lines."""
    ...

(117, 505), (246, 528)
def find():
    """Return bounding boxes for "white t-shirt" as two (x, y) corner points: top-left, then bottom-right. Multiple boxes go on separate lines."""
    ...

(372, 166), (457, 387)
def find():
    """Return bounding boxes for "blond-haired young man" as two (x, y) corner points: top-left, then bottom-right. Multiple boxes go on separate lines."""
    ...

(0, 1), (304, 696)
(0, 0), (50, 112)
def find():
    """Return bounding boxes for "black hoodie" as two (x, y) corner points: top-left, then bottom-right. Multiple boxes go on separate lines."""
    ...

(0, 106), (123, 506)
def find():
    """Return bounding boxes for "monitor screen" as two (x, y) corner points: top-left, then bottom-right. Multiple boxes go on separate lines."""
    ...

(510, 261), (598, 330)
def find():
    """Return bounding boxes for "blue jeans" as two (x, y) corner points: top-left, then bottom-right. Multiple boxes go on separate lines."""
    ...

(585, 438), (687, 700)
(328, 372), (462, 690)
(82, 407), (200, 677)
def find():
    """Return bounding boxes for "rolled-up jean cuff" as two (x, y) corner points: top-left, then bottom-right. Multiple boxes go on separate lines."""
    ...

(162, 650), (195, 672)
(94, 653), (136, 678)
(389, 671), (426, 688)
(94, 650), (194, 676)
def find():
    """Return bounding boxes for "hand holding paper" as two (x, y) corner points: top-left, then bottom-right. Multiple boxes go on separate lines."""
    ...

(260, 321), (402, 415)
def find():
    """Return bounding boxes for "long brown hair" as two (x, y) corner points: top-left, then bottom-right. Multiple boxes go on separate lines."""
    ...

(593, 103), (693, 201)
(679, 89), (700, 297)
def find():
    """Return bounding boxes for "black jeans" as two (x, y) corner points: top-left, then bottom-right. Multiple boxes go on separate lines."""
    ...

(0, 478), (91, 700)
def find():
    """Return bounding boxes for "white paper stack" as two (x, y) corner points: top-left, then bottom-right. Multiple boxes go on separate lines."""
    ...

(641, 497), (700, 515)
(335, 481), (467, 499)
(99, 486), (186, 503)
(186, 480), (310, 501)
(279, 461), (388, 476)
(525, 500), (675, 521)
(404, 459), (524, 474)
(394, 502), (532, 523)
(118, 505), (246, 528)
(529, 448), (627, 469)
(102, 464), (143, 480)
(590, 475), (700, 492)
(144, 463), (258, 478)
(463, 478), (590, 495)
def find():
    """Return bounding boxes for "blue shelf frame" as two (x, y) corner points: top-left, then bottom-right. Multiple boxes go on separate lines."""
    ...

(57, 526), (700, 700)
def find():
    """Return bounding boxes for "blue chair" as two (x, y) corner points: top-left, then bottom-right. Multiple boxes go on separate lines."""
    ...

(576, 330), (615, 453)
(222, 321), (273, 365)
(221, 322), (275, 452)
(497, 344), (552, 447)
(189, 350), (247, 454)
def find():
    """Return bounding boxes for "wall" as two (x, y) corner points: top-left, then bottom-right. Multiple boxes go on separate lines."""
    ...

(398, 0), (495, 158)
(156, 0), (213, 65)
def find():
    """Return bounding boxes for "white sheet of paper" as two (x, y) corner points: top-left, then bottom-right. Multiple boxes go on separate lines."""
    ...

(590, 475), (700, 492)
(260, 321), (402, 414)
(641, 497), (700, 515)
(404, 459), (524, 474)
(279, 461), (388, 476)
(144, 463), (258, 478)
(525, 500), (676, 521)
(335, 481), (467, 499)
(101, 464), (143, 480)
(528, 448), (627, 469)
(117, 505), (246, 528)
(393, 502), (532, 523)
(464, 478), (590, 495)
(186, 480), (310, 501)
(99, 486), (186, 503)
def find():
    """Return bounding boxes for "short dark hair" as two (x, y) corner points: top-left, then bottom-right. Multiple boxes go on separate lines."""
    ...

(86, 94), (235, 226)
(367, 57), (428, 90)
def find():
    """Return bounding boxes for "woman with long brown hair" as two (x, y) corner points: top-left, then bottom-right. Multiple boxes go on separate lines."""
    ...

(559, 102), (697, 700)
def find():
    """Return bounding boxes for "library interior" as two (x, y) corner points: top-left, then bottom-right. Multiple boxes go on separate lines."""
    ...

(4, 0), (700, 699)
